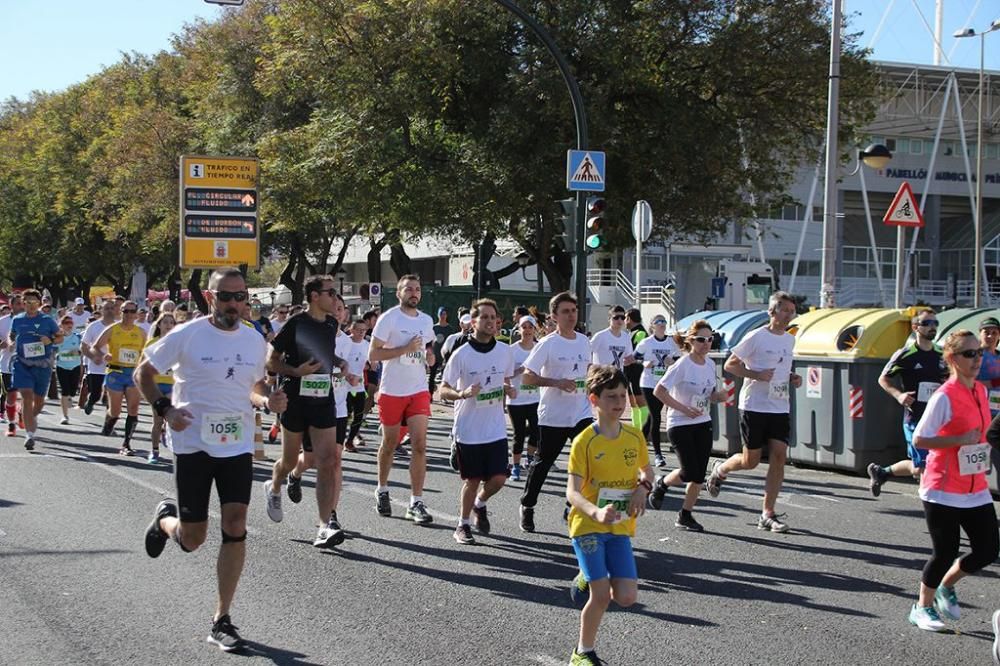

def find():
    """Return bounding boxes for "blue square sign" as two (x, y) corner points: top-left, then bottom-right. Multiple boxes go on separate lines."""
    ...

(566, 150), (606, 192)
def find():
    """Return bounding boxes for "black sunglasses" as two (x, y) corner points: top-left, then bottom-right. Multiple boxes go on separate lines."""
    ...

(121, 309), (138, 314)
(958, 348), (986, 359)
(611, 314), (626, 321)
(214, 290), (249, 303)
(917, 320), (939, 327)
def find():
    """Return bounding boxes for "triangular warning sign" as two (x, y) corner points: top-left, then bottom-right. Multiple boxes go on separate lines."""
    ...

(883, 181), (924, 228)
(570, 153), (604, 184)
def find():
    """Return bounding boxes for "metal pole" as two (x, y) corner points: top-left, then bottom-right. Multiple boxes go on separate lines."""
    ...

(493, 0), (590, 323)
(635, 235), (642, 308)
(894, 225), (906, 308)
(858, 162), (886, 304)
(820, 0), (842, 308)
(975, 32), (985, 307)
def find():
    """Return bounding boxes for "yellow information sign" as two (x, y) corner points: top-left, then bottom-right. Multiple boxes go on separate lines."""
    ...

(179, 155), (260, 269)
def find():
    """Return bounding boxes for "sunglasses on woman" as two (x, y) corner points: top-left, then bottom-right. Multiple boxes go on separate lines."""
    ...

(690, 335), (712, 343)
(958, 348), (986, 359)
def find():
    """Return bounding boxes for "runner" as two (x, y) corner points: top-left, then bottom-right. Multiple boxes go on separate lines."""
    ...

(139, 267), (283, 652)
(977, 316), (1000, 415)
(94, 300), (146, 455)
(706, 291), (801, 533)
(647, 320), (728, 531)
(270, 304), (290, 335)
(263, 275), (351, 548)
(55, 314), (83, 425)
(343, 316), (370, 452)
(143, 312), (177, 464)
(868, 308), (947, 497)
(68, 297), (91, 333)
(441, 311), (472, 366)
(80, 300), (117, 416)
(907, 329), (999, 632)
(0, 295), (24, 436)
(518, 291), (593, 533)
(369, 274), (436, 523)
(9, 289), (61, 450)
(624, 308), (648, 429)
(508, 315), (540, 481)
(634, 315), (681, 468)
(361, 309), (380, 420)
(438, 298), (515, 544)
(590, 305), (636, 371)
(566, 364), (652, 666)
(429, 306), (451, 397)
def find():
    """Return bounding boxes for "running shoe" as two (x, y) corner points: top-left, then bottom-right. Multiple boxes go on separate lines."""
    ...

(453, 523), (475, 545)
(519, 505), (535, 533)
(867, 463), (886, 498)
(675, 511), (704, 532)
(144, 498), (177, 558)
(569, 571), (589, 606)
(706, 460), (725, 498)
(263, 480), (283, 523)
(313, 513), (346, 549)
(355, 434), (366, 448)
(908, 604), (946, 632)
(934, 585), (961, 621)
(570, 649), (605, 665)
(449, 440), (459, 471)
(119, 445), (134, 457)
(647, 476), (668, 510)
(757, 512), (789, 533)
(59, 417), (69, 425)
(6, 423), (14, 437)
(286, 473), (302, 504)
(343, 441), (357, 453)
(267, 424), (278, 444)
(510, 465), (521, 482)
(207, 614), (246, 652)
(376, 490), (391, 517)
(472, 505), (490, 535)
(991, 609), (1000, 665)
(147, 452), (162, 465)
(23, 437), (34, 451)
(405, 501), (433, 525)
(83, 402), (94, 416)
(654, 454), (666, 468)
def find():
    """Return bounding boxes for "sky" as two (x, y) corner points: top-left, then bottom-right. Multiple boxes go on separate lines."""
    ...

(1, 0), (999, 101)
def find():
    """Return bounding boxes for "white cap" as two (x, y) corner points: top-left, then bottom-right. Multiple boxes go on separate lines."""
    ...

(518, 315), (537, 328)
(460, 314), (473, 325)
(74, 297), (86, 305)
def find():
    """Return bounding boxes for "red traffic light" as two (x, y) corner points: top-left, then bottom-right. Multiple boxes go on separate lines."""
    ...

(587, 197), (606, 215)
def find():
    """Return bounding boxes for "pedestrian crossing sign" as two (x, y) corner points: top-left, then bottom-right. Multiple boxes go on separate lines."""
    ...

(566, 150), (606, 192)
(882, 181), (924, 228)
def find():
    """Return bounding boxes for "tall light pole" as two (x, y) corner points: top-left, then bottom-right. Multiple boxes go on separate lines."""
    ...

(850, 144), (893, 305)
(820, 0), (842, 309)
(955, 20), (1000, 307)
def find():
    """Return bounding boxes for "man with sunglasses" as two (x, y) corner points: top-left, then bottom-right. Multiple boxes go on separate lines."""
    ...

(869, 308), (948, 496)
(591, 305), (636, 372)
(138, 267), (282, 652)
(270, 305), (290, 335)
(93, 300), (147, 455)
(9, 289), (62, 450)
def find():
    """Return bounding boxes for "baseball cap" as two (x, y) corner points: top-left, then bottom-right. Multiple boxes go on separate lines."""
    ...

(74, 297), (86, 305)
(980, 317), (1000, 330)
(518, 315), (537, 328)
(437, 306), (448, 316)
(460, 314), (472, 325)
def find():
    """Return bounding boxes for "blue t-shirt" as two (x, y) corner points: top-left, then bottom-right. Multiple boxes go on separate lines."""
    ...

(977, 348), (1000, 414)
(56, 331), (83, 370)
(10, 313), (60, 365)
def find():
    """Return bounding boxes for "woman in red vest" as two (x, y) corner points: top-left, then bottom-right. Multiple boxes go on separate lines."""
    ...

(909, 329), (998, 632)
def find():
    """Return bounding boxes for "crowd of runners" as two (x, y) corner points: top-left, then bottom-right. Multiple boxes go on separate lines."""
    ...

(5, 270), (1000, 665)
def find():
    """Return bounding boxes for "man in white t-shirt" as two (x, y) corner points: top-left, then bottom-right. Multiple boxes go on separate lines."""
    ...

(707, 291), (802, 533)
(343, 317), (370, 451)
(68, 298), (91, 333)
(590, 304), (635, 370)
(368, 274), (437, 524)
(518, 291), (593, 533)
(439, 298), (516, 545)
(0, 295), (24, 435)
(138, 267), (285, 653)
(80, 300), (117, 416)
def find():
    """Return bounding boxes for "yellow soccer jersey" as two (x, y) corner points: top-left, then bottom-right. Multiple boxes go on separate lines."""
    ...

(107, 324), (146, 368)
(567, 422), (650, 538)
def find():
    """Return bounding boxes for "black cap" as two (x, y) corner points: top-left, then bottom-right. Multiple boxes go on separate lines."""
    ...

(979, 317), (1000, 330)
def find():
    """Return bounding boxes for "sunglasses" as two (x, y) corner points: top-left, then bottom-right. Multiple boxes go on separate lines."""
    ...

(611, 314), (626, 321)
(958, 348), (986, 359)
(917, 320), (938, 327)
(214, 290), (249, 303)
(122, 309), (138, 314)
(691, 335), (712, 343)
(652, 320), (667, 326)
(277, 310), (289, 315)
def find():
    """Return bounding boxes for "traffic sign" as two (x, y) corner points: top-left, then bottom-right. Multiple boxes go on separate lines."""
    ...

(566, 150), (606, 192)
(882, 181), (924, 228)
(179, 155), (260, 269)
(711, 277), (727, 299)
(631, 200), (653, 242)
(369, 283), (382, 302)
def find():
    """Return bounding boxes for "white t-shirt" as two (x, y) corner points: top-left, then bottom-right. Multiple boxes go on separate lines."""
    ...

(731, 327), (795, 414)
(523, 331), (592, 427)
(143, 317), (267, 457)
(69, 311), (91, 334)
(137, 321), (151, 335)
(271, 318), (287, 335)
(0, 315), (12, 373)
(443, 341), (514, 444)
(635, 335), (681, 388)
(332, 329), (351, 416)
(590, 327), (634, 369)
(81, 319), (111, 375)
(370, 306), (435, 397)
(344, 337), (369, 395)
(658, 354), (717, 429)
(508, 341), (540, 406)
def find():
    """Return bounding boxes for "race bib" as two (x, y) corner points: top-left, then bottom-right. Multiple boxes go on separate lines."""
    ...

(690, 393), (710, 413)
(475, 387), (504, 409)
(521, 383), (539, 395)
(575, 378), (587, 394)
(769, 381), (789, 401)
(23, 342), (44, 358)
(596, 487), (633, 524)
(61, 350), (80, 358)
(653, 367), (666, 377)
(201, 413), (244, 446)
(990, 389), (1000, 413)
(958, 442), (991, 476)
(300, 373), (332, 398)
(118, 348), (139, 365)
(917, 381), (941, 403)
(401, 350), (425, 366)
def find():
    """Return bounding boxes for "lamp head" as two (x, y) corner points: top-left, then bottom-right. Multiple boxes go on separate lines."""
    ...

(860, 143), (892, 170)
(954, 27), (976, 38)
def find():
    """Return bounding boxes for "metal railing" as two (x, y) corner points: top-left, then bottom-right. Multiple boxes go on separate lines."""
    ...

(783, 275), (998, 308)
(587, 269), (676, 317)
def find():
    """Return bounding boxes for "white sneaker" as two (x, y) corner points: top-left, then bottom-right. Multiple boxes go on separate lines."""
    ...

(59, 417), (69, 425)
(263, 480), (283, 523)
(934, 585), (961, 621)
(908, 604), (946, 632)
(991, 609), (1000, 665)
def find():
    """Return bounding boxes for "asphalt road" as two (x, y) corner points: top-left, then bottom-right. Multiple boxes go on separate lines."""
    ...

(1, 402), (999, 666)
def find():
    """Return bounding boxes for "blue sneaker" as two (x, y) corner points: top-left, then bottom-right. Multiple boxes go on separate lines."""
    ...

(570, 571), (589, 606)
(934, 585), (961, 621)
(511, 465), (521, 482)
(908, 603), (946, 632)
(148, 452), (162, 464)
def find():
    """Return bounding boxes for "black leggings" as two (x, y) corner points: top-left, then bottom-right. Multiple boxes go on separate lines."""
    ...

(345, 391), (367, 445)
(921, 500), (999, 588)
(508, 402), (539, 456)
(641, 387), (665, 457)
(668, 421), (713, 484)
(521, 418), (592, 508)
(85, 373), (105, 407)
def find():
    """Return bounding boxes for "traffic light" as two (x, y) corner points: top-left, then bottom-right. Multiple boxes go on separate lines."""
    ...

(585, 196), (606, 251)
(554, 198), (576, 252)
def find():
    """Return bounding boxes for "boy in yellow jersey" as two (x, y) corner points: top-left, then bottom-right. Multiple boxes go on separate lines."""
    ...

(94, 301), (146, 455)
(566, 364), (654, 666)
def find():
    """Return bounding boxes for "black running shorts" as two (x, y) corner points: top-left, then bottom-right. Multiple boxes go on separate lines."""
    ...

(174, 452), (253, 523)
(739, 410), (791, 451)
(456, 439), (509, 480)
(280, 397), (337, 433)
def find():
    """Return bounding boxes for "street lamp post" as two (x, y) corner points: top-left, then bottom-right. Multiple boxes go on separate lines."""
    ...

(850, 144), (893, 305)
(955, 20), (1000, 307)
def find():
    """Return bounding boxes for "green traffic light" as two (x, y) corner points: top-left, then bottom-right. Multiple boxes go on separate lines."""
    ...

(586, 234), (603, 250)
